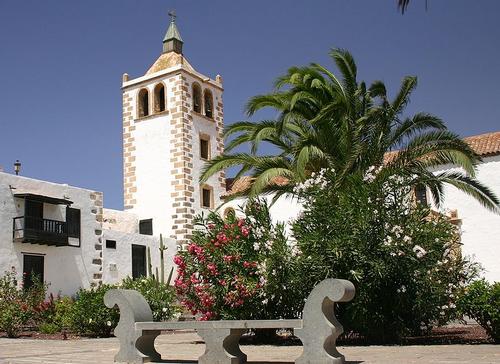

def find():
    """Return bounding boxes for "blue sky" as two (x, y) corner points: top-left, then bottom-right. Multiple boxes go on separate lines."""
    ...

(0, 0), (499, 209)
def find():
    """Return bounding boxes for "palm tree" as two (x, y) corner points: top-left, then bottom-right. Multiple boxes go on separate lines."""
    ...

(201, 49), (499, 212)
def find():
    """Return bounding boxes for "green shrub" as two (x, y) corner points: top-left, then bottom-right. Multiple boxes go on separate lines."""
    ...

(174, 199), (301, 321)
(457, 279), (500, 343)
(38, 322), (60, 334)
(68, 284), (118, 337)
(292, 170), (479, 343)
(0, 302), (28, 338)
(53, 296), (74, 330)
(121, 276), (180, 321)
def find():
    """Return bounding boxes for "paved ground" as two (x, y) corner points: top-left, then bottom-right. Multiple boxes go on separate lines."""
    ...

(0, 331), (498, 363)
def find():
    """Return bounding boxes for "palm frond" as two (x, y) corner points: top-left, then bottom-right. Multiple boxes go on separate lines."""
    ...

(435, 171), (500, 213)
(392, 76), (417, 116)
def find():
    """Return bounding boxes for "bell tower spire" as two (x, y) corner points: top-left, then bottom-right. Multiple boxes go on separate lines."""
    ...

(163, 11), (183, 54)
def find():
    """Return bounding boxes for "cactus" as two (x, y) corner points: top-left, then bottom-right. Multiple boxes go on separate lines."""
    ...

(147, 246), (153, 278)
(159, 234), (167, 284)
(166, 266), (174, 286)
(145, 234), (173, 286)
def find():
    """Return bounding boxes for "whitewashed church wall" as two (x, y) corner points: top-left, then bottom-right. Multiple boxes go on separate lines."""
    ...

(432, 155), (500, 282)
(222, 195), (303, 236)
(130, 107), (174, 238)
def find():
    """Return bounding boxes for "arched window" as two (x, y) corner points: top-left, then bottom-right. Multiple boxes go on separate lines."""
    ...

(138, 88), (149, 118)
(204, 89), (213, 119)
(192, 83), (202, 113)
(153, 83), (166, 113)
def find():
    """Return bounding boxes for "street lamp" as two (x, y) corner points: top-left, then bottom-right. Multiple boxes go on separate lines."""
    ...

(14, 160), (21, 175)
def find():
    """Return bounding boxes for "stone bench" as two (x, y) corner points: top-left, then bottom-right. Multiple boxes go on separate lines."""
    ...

(104, 278), (355, 364)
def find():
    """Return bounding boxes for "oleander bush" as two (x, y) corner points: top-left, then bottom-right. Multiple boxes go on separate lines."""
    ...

(121, 276), (181, 321)
(457, 279), (500, 343)
(0, 268), (47, 337)
(292, 169), (479, 343)
(174, 199), (302, 321)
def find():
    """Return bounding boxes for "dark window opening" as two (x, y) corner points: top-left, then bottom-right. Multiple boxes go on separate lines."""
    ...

(154, 84), (166, 113)
(138, 89), (149, 117)
(200, 137), (210, 160)
(202, 187), (212, 208)
(106, 240), (117, 249)
(132, 244), (147, 279)
(192, 84), (202, 113)
(415, 184), (428, 205)
(23, 254), (44, 290)
(66, 207), (81, 239)
(204, 90), (213, 118)
(139, 219), (153, 235)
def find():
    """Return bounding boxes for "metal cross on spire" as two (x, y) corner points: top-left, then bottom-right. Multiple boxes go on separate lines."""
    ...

(168, 10), (177, 23)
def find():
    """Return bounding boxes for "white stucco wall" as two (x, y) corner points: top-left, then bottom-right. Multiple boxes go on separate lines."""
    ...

(101, 230), (177, 285)
(0, 172), (101, 296)
(432, 155), (500, 282)
(222, 194), (303, 236)
(101, 208), (178, 285)
(103, 208), (139, 233)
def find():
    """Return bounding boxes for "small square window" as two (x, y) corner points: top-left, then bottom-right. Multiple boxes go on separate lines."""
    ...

(106, 240), (117, 249)
(200, 137), (210, 160)
(139, 219), (153, 235)
(201, 186), (212, 208)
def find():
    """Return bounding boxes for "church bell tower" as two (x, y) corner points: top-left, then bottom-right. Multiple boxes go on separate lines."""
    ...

(121, 13), (225, 244)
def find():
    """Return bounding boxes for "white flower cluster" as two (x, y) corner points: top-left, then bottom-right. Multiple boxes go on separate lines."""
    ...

(412, 245), (427, 259)
(287, 239), (302, 257)
(293, 168), (332, 194)
(253, 225), (265, 240)
(383, 225), (413, 249)
(363, 165), (382, 183)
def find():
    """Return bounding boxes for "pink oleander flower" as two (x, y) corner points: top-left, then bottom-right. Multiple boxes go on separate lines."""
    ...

(240, 226), (250, 237)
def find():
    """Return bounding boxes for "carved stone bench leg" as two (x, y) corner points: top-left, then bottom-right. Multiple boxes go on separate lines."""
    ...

(136, 330), (161, 362)
(294, 279), (355, 364)
(197, 328), (247, 364)
(104, 289), (161, 363)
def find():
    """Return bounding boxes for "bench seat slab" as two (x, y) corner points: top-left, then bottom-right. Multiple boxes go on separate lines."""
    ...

(135, 319), (302, 331)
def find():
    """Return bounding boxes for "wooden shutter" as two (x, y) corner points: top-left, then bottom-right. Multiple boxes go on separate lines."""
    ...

(66, 207), (81, 238)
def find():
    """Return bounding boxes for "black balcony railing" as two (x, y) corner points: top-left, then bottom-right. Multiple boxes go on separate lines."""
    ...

(13, 216), (68, 246)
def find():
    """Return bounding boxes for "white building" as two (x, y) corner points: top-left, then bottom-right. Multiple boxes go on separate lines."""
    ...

(224, 131), (500, 282)
(0, 171), (175, 296)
